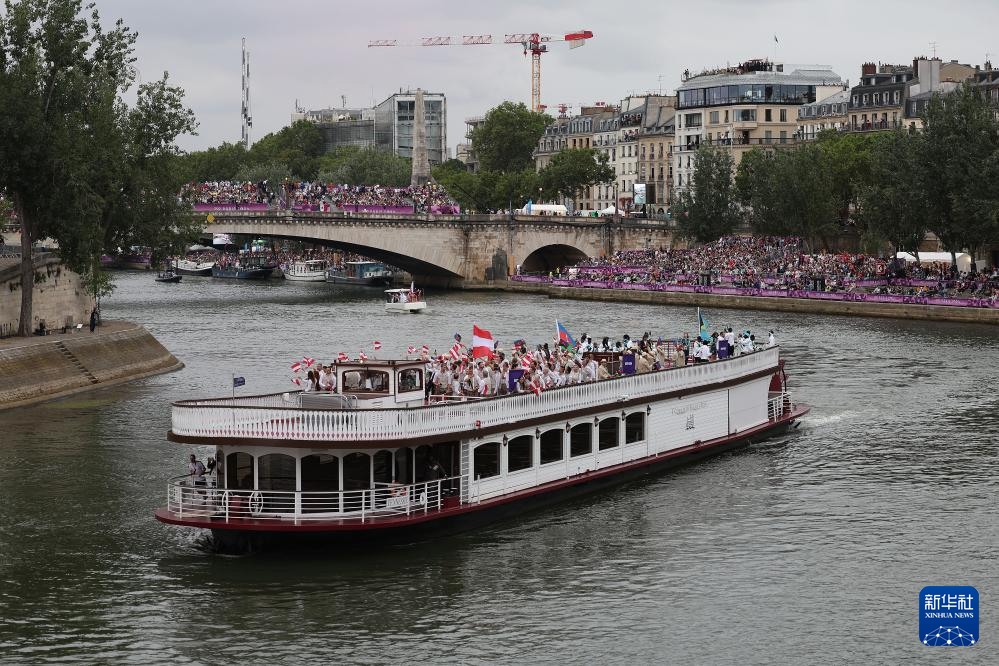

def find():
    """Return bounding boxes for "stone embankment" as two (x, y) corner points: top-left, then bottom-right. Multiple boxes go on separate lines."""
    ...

(499, 282), (999, 325)
(0, 321), (183, 410)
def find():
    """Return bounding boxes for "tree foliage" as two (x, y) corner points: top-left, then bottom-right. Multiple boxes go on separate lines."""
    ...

(0, 0), (198, 334)
(328, 146), (411, 186)
(469, 101), (551, 173)
(539, 148), (614, 207)
(674, 147), (739, 242)
(857, 131), (926, 255)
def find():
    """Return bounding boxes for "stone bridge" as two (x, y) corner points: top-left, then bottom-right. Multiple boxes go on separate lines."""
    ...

(201, 210), (677, 286)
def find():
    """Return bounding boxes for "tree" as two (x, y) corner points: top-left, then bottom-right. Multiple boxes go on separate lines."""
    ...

(539, 148), (614, 209)
(0, 0), (197, 335)
(816, 130), (880, 228)
(674, 147), (739, 242)
(176, 142), (248, 182)
(735, 148), (787, 235)
(332, 146), (411, 186)
(918, 82), (999, 270)
(470, 101), (551, 172)
(857, 130), (926, 255)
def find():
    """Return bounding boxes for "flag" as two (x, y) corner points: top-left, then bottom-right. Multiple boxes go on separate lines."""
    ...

(337, 352), (348, 362)
(448, 342), (462, 360)
(472, 325), (494, 359)
(453, 332), (462, 343)
(529, 377), (542, 397)
(291, 377), (302, 386)
(359, 351), (368, 361)
(407, 345), (416, 354)
(290, 361), (302, 373)
(513, 338), (526, 349)
(698, 307), (711, 342)
(421, 344), (429, 353)
(233, 376), (245, 388)
(303, 357), (315, 368)
(373, 341), (382, 351)
(556, 320), (576, 348)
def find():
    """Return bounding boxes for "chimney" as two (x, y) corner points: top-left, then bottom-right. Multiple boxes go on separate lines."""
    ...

(861, 62), (876, 76)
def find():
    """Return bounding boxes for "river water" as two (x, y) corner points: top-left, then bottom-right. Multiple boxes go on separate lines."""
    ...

(0, 272), (996, 664)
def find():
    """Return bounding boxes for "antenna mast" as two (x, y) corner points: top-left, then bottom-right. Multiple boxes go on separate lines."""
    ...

(241, 37), (252, 149)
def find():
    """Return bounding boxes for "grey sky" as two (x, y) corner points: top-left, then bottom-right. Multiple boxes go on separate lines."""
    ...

(97, 0), (998, 153)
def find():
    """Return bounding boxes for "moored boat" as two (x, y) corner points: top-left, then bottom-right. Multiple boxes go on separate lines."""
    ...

(326, 261), (393, 287)
(384, 286), (427, 313)
(284, 259), (328, 282)
(155, 270), (182, 283)
(212, 256), (275, 280)
(174, 259), (215, 277)
(155, 346), (808, 553)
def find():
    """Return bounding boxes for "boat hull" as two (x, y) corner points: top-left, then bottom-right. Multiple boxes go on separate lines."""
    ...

(385, 302), (427, 313)
(211, 266), (274, 280)
(158, 407), (805, 554)
(174, 262), (214, 277)
(284, 272), (327, 282)
(326, 274), (393, 287)
(155, 275), (183, 283)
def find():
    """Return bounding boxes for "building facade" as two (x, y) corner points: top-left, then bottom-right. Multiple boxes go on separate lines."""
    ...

(292, 90), (447, 164)
(797, 88), (850, 139)
(637, 96), (676, 211)
(672, 59), (842, 194)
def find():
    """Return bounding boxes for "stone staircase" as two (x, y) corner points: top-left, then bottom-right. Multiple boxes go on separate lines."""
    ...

(55, 341), (99, 385)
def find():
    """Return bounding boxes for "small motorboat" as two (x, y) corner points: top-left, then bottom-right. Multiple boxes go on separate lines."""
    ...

(155, 270), (182, 283)
(384, 286), (426, 313)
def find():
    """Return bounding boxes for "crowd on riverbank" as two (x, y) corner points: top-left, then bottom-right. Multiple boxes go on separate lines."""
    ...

(551, 237), (999, 300)
(183, 180), (459, 213)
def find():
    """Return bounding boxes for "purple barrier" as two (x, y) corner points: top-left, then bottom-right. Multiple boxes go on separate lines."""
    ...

(338, 205), (415, 214)
(193, 203), (270, 212)
(512, 275), (548, 283)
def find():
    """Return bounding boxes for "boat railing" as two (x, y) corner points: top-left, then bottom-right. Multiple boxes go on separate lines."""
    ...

(170, 348), (781, 442)
(767, 391), (793, 421)
(167, 476), (461, 523)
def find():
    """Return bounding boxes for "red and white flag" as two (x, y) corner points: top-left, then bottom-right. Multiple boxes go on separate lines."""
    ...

(373, 341), (382, 351)
(472, 325), (494, 360)
(530, 377), (543, 397)
(421, 344), (429, 353)
(359, 351), (368, 361)
(407, 345), (416, 355)
(303, 357), (315, 368)
(290, 361), (302, 373)
(291, 377), (302, 386)
(337, 352), (348, 362)
(448, 342), (462, 360)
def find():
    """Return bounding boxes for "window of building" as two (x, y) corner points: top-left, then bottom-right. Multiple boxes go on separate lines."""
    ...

(507, 435), (533, 473)
(852, 95), (858, 106)
(625, 413), (645, 443)
(540, 429), (564, 464)
(780, 108), (787, 122)
(862, 93), (869, 105)
(709, 110), (719, 124)
(598, 417), (620, 450)
(474, 442), (501, 479)
(735, 109), (756, 122)
(894, 90), (900, 104)
(779, 130), (787, 144)
(764, 108), (772, 122)
(570, 423), (592, 457)
(724, 110), (729, 123)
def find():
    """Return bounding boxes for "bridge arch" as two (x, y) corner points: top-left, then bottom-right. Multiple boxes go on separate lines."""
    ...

(519, 243), (590, 274)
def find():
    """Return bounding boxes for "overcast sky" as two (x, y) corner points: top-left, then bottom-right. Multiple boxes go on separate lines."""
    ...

(96, 0), (998, 153)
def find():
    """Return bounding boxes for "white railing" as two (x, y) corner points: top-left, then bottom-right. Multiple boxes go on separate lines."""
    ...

(767, 391), (793, 421)
(167, 476), (459, 523)
(170, 348), (780, 442)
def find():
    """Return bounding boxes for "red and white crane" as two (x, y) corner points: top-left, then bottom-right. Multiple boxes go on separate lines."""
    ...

(368, 30), (593, 113)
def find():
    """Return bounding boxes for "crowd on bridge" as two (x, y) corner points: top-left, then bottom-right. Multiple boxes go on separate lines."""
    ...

(183, 180), (459, 214)
(537, 236), (999, 301)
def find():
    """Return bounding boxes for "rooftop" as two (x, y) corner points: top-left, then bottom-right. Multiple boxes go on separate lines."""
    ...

(679, 66), (842, 90)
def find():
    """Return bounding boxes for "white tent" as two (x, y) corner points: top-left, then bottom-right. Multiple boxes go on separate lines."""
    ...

(598, 205), (628, 217)
(896, 251), (972, 272)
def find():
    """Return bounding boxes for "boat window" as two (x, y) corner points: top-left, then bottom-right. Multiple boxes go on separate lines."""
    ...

(540, 429), (564, 464)
(625, 412), (646, 443)
(507, 435), (534, 472)
(258, 453), (296, 513)
(397, 368), (423, 392)
(225, 452), (254, 490)
(342, 452), (371, 512)
(570, 423), (592, 457)
(301, 454), (339, 513)
(394, 448), (413, 484)
(598, 417), (620, 450)
(341, 369), (390, 394)
(373, 450), (393, 484)
(474, 442), (501, 479)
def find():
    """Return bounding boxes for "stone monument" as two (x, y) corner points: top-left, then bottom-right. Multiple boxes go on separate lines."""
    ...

(410, 88), (431, 188)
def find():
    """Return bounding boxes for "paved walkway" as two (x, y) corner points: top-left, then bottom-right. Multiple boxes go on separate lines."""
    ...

(0, 320), (137, 350)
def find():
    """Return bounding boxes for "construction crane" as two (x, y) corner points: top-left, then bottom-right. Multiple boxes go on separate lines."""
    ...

(368, 30), (593, 112)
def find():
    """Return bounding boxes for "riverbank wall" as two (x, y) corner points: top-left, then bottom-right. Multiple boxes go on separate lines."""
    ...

(492, 282), (999, 325)
(0, 321), (183, 410)
(0, 253), (95, 337)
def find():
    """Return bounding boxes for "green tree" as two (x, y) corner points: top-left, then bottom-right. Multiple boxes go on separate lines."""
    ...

(248, 119), (325, 179)
(470, 101), (551, 172)
(816, 130), (880, 228)
(0, 0), (197, 335)
(674, 146), (739, 242)
(539, 148), (614, 209)
(332, 146), (411, 186)
(176, 141), (248, 182)
(777, 143), (840, 249)
(857, 131), (926, 255)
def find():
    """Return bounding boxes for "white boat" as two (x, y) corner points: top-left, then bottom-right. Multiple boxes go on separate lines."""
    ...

(284, 259), (329, 282)
(384, 287), (426, 313)
(154, 346), (809, 553)
(173, 259), (215, 277)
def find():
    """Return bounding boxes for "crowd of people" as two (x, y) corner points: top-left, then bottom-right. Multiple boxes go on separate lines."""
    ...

(183, 180), (459, 214)
(555, 236), (999, 300)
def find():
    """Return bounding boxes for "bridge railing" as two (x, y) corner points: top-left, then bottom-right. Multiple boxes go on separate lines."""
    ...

(169, 349), (779, 443)
(197, 209), (678, 228)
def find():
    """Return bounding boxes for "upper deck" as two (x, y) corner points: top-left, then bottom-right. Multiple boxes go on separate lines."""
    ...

(168, 348), (781, 447)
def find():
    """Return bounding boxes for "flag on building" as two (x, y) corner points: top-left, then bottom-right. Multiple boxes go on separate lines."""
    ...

(472, 325), (494, 359)
(698, 308), (711, 342)
(556, 320), (576, 348)
(337, 352), (348, 362)
(373, 341), (382, 351)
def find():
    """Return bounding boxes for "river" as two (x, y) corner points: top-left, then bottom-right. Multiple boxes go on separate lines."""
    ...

(1, 272), (995, 663)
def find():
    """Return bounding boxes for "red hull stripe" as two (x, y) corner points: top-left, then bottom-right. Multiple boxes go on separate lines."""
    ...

(155, 405), (808, 533)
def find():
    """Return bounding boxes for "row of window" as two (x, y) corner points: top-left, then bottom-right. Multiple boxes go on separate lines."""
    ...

(852, 90), (902, 107)
(472, 413), (645, 479)
(678, 84), (816, 109)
